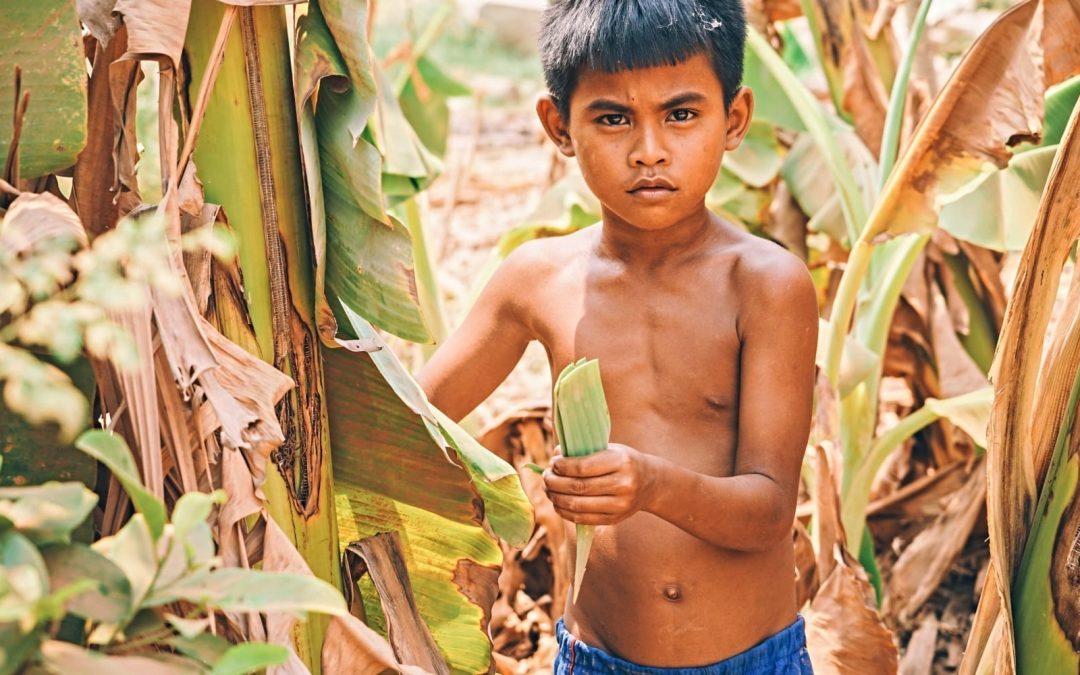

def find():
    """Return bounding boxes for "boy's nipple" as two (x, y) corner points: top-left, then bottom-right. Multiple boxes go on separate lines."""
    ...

(662, 584), (682, 602)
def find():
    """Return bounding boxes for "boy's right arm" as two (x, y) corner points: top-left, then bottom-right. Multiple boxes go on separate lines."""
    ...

(416, 248), (538, 422)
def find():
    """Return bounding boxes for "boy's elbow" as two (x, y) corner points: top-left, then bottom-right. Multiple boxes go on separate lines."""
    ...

(743, 495), (794, 552)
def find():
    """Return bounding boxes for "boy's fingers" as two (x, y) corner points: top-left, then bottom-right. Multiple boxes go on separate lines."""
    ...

(545, 472), (623, 496)
(551, 450), (619, 477)
(547, 493), (621, 514)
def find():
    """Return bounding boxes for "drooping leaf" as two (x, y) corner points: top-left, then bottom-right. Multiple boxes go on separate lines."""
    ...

(0, 0), (87, 179)
(335, 305), (532, 545)
(806, 562), (900, 674)
(342, 532), (449, 674)
(822, 0), (1080, 390)
(328, 305), (532, 673)
(111, 0), (194, 67)
(805, 447), (899, 674)
(294, 0), (432, 343)
(370, 65), (441, 206)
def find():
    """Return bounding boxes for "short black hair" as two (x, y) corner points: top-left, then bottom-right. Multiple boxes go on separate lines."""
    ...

(539, 0), (748, 118)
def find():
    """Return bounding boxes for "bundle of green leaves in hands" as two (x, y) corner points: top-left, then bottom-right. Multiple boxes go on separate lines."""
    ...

(553, 358), (611, 603)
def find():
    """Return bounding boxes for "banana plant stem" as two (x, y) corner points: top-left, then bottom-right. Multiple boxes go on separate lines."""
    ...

(878, 0), (935, 190)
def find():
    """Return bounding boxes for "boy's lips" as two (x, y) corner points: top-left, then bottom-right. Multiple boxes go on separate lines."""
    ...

(627, 177), (678, 200)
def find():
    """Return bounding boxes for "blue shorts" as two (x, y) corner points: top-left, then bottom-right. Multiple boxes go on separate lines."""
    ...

(554, 616), (814, 674)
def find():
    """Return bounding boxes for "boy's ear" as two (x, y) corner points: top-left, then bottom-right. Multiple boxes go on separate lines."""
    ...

(536, 95), (576, 157)
(724, 86), (755, 152)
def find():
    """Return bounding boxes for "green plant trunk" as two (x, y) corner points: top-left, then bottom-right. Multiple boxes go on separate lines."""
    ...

(185, 2), (340, 670)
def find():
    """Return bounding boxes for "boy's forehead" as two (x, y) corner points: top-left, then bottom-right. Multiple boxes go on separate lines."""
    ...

(571, 52), (725, 107)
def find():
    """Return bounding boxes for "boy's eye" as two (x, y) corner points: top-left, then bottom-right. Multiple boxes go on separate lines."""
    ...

(669, 109), (697, 122)
(598, 114), (628, 126)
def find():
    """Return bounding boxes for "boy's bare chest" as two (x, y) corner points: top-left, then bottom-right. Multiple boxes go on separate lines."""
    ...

(532, 268), (742, 451)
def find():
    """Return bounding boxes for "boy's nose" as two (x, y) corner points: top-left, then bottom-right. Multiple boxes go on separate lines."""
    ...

(628, 127), (669, 167)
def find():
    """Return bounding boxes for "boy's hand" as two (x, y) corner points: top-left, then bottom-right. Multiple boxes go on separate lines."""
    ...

(543, 443), (657, 525)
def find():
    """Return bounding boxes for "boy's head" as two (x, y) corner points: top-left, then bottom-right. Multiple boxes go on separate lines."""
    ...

(536, 0), (754, 232)
(539, 0), (748, 119)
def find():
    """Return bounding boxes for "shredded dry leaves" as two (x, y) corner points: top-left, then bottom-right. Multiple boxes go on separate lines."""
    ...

(866, 0), (1080, 243)
(343, 533), (450, 674)
(980, 97), (1080, 673)
(48, 12), (426, 671)
(884, 459), (986, 624)
(804, 0), (890, 155)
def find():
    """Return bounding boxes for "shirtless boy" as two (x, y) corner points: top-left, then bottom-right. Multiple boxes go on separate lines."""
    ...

(419, 0), (818, 671)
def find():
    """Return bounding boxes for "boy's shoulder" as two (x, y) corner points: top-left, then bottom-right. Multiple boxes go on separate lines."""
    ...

(482, 225), (596, 323)
(715, 228), (817, 335)
(498, 224), (596, 279)
(724, 229), (809, 286)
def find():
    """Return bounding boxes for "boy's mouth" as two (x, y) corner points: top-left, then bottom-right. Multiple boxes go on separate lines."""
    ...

(627, 177), (678, 199)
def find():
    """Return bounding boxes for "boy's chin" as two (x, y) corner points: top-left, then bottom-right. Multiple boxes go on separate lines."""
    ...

(604, 202), (709, 232)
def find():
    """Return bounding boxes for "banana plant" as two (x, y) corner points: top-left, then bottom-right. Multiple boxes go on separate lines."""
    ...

(3, 0), (533, 673)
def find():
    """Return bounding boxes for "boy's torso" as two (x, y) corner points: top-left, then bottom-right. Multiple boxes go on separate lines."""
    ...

(519, 223), (798, 667)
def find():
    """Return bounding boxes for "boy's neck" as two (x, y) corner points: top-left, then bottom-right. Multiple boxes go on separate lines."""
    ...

(597, 204), (716, 269)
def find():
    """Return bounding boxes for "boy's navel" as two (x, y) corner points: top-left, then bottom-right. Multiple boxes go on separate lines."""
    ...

(663, 584), (682, 601)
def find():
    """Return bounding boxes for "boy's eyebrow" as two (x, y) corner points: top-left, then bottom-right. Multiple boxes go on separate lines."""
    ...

(583, 92), (708, 115)
(584, 98), (632, 114)
(658, 91), (707, 110)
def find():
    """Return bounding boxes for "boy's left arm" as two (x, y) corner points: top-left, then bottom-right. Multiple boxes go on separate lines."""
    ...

(545, 256), (818, 552)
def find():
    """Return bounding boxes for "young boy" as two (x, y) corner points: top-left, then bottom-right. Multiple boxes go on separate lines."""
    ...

(418, 0), (818, 671)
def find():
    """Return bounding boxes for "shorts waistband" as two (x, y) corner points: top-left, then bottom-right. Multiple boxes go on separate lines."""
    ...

(555, 615), (808, 674)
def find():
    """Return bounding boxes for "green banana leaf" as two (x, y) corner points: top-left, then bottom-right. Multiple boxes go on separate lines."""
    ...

(327, 304), (532, 674)
(743, 38), (807, 133)
(370, 63), (442, 207)
(0, 0), (86, 179)
(398, 56), (471, 159)
(722, 120), (783, 189)
(938, 145), (1058, 252)
(1035, 74), (1080, 150)
(934, 77), (1080, 254)
(295, 0), (432, 344)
